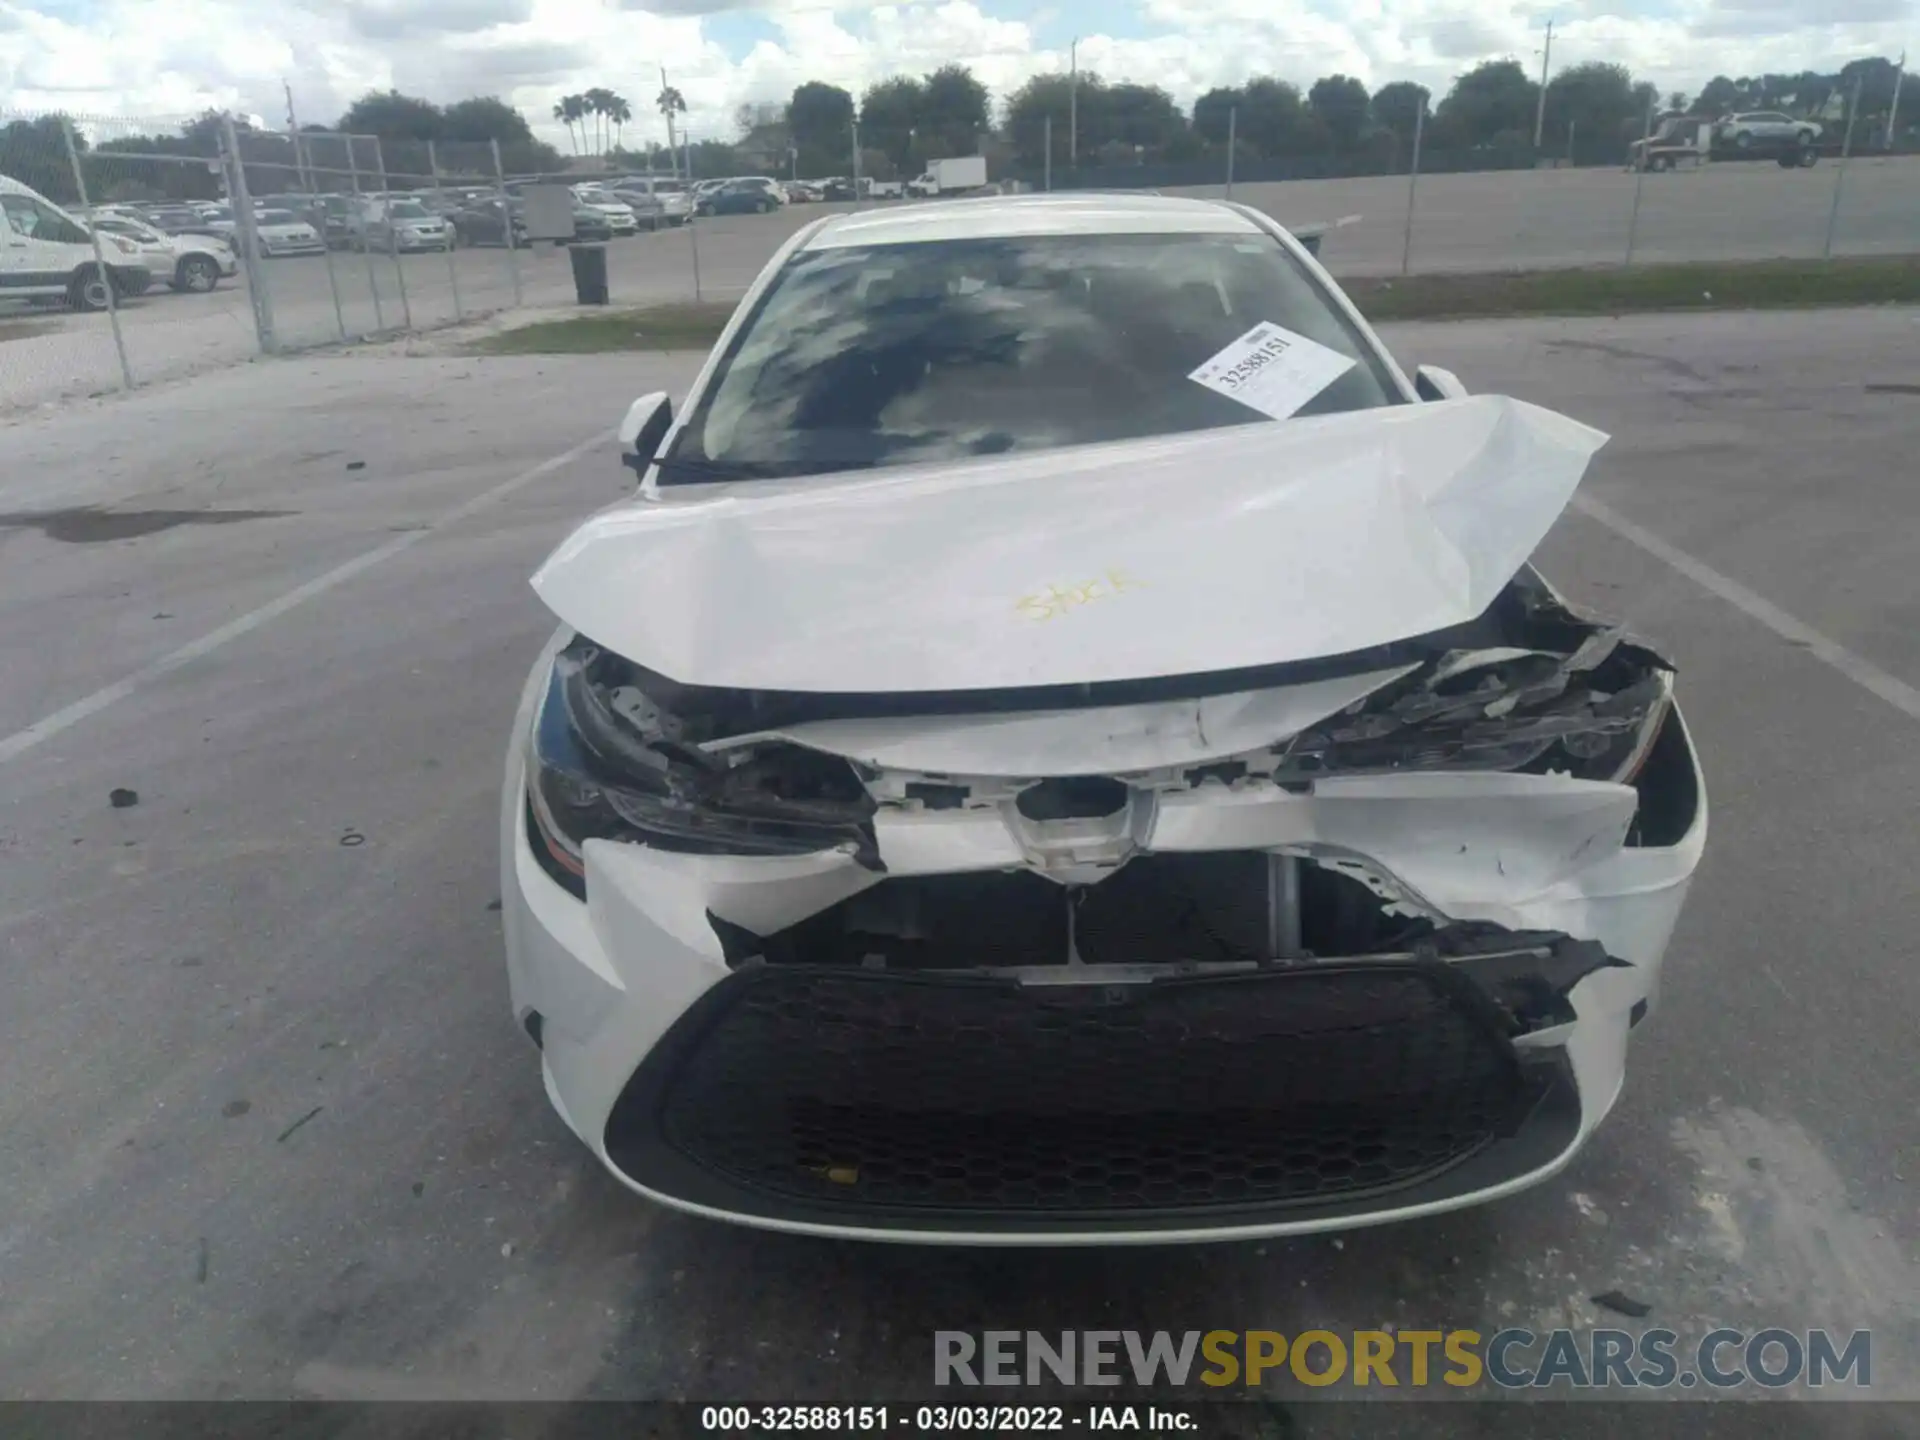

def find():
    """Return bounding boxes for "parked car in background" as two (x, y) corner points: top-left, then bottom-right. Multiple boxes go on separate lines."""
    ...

(1714, 112), (1821, 151)
(819, 176), (858, 201)
(452, 197), (528, 248)
(610, 176), (691, 228)
(196, 205), (239, 239)
(784, 180), (823, 203)
(571, 186), (641, 236)
(696, 176), (785, 215)
(562, 198), (616, 242)
(356, 198), (455, 252)
(145, 205), (228, 239)
(252, 208), (327, 257)
(89, 213), (236, 292)
(0, 173), (152, 309)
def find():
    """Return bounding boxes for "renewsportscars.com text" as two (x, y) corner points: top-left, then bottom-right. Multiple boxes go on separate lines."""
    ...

(934, 1328), (1871, 1391)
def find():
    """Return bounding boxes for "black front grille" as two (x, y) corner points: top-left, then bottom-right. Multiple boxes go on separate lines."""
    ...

(614, 963), (1551, 1221)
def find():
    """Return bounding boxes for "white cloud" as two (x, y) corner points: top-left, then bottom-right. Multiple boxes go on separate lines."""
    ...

(0, 0), (1909, 142)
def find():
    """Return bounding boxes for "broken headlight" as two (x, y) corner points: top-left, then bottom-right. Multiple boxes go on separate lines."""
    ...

(1271, 629), (1674, 786)
(525, 640), (876, 886)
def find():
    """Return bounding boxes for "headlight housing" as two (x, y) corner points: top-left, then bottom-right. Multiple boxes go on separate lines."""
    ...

(525, 638), (877, 892)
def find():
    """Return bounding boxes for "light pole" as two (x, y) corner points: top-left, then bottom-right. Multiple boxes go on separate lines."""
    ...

(1068, 37), (1078, 172)
(1533, 19), (1554, 149)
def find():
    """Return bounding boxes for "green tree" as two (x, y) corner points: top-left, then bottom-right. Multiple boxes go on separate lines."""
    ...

(790, 81), (855, 174)
(1090, 82), (1185, 154)
(553, 95), (585, 154)
(339, 89), (443, 142)
(1002, 72), (1076, 168)
(1435, 60), (1539, 145)
(1190, 87), (1240, 146)
(657, 86), (687, 163)
(441, 96), (534, 146)
(921, 63), (989, 156)
(1541, 61), (1636, 147)
(1308, 74), (1370, 150)
(1691, 76), (1741, 115)
(859, 76), (926, 168)
(605, 94), (633, 151)
(0, 115), (83, 204)
(1238, 76), (1309, 156)
(1369, 80), (1429, 141)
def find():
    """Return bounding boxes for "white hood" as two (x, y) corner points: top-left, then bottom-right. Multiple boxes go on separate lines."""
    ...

(532, 394), (1607, 694)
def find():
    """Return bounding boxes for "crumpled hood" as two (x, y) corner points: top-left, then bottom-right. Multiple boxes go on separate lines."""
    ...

(532, 394), (1607, 694)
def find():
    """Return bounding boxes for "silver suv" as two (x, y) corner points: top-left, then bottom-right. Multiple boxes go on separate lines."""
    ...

(1717, 112), (1821, 149)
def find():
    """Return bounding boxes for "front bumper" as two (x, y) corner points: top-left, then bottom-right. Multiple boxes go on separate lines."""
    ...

(501, 642), (1706, 1243)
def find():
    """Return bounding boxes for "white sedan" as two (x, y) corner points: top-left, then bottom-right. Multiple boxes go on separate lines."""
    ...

(90, 215), (237, 292)
(252, 209), (326, 257)
(501, 194), (1707, 1244)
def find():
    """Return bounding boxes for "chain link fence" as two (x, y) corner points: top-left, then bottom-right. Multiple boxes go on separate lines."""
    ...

(6, 103), (1918, 414)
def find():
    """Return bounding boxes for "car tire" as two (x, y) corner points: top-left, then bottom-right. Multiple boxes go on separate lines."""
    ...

(1650, 154), (1672, 172)
(1734, 131), (1752, 149)
(1798, 146), (1818, 167)
(67, 266), (113, 312)
(759, 199), (774, 213)
(175, 255), (220, 292)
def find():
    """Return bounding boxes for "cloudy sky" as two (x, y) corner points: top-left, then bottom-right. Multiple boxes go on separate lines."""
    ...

(0, 0), (1910, 146)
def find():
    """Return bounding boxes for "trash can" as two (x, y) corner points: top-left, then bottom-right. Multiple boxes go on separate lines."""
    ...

(569, 243), (609, 305)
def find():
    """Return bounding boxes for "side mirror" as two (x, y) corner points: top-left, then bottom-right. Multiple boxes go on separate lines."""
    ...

(1414, 364), (1468, 402)
(619, 392), (673, 474)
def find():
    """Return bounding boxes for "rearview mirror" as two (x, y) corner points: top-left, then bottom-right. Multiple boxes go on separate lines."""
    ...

(1414, 365), (1468, 402)
(619, 392), (673, 474)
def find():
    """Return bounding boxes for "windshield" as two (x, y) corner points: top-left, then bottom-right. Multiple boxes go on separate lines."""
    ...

(666, 231), (1402, 484)
(387, 202), (430, 219)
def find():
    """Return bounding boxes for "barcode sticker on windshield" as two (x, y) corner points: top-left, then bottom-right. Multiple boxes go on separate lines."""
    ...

(1187, 322), (1356, 420)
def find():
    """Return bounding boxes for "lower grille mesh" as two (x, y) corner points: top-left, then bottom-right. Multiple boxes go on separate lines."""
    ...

(652, 966), (1526, 1214)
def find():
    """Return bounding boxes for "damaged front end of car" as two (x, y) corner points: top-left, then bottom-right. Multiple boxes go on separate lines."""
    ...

(518, 578), (1702, 1235)
(506, 395), (1706, 1238)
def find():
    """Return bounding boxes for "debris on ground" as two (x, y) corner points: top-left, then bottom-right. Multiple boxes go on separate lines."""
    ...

(109, 788), (139, 809)
(277, 1106), (324, 1143)
(1591, 1290), (1652, 1318)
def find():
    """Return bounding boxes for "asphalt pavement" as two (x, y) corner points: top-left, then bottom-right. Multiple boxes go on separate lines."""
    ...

(4, 154), (1917, 415)
(1, 308), (1919, 1426)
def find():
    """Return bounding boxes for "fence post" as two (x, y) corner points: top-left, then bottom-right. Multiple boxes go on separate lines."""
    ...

(1624, 97), (1656, 266)
(346, 136), (386, 331)
(1823, 78), (1863, 259)
(372, 138), (414, 331)
(1401, 102), (1425, 276)
(850, 119), (863, 207)
(59, 115), (134, 392)
(303, 131), (349, 340)
(1044, 114), (1052, 192)
(221, 111), (278, 356)
(490, 139), (523, 308)
(685, 132), (704, 301)
(1225, 107), (1237, 200)
(428, 140), (464, 320)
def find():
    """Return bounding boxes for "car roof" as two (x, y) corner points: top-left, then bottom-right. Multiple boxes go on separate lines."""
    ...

(803, 192), (1264, 250)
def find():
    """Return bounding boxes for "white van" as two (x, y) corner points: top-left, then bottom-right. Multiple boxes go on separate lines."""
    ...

(1, 173), (153, 310)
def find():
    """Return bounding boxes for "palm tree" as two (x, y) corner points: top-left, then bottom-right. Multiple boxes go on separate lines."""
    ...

(606, 93), (633, 154)
(552, 94), (587, 155)
(583, 87), (616, 154)
(657, 85), (687, 165)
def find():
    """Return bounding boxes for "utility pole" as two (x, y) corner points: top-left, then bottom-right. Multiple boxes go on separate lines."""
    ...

(283, 80), (310, 192)
(1068, 37), (1078, 172)
(1887, 50), (1906, 151)
(1533, 19), (1554, 149)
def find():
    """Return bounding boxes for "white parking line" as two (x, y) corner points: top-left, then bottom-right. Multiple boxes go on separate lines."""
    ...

(0, 428), (613, 766)
(1573, 492), (1920, 724)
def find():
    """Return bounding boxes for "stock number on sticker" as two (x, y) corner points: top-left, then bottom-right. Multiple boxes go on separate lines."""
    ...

(702, 1406), (893, 1431)
(915, 1407), (1067, 1431)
